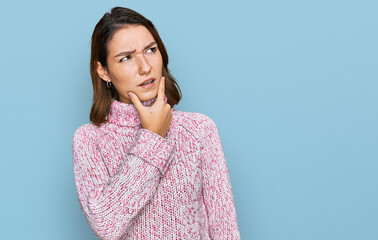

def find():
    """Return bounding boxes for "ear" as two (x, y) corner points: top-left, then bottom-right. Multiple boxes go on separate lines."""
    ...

(96, 61), (111, 83)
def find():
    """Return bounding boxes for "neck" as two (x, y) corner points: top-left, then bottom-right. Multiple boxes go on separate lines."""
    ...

(118, 96), (158, 107)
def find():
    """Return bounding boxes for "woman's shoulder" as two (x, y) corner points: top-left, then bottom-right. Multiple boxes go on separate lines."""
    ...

(172, 109), (219, 137)
(72, 123), (103, 147)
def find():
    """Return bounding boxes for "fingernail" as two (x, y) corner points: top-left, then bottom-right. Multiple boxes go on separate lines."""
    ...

(128, 92), (134, 97)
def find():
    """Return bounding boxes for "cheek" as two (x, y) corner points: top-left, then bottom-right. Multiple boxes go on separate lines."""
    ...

(110, 65), (135, 83)
(108, 69), (136, 94)
(153, 56), (163, 72)
(153, 51), (163, 67)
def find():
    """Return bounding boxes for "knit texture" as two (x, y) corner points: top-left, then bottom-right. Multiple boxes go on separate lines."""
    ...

(72, 98), (241, 240)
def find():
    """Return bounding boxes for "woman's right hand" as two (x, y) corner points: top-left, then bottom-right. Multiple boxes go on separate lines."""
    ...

(128, 77), (172, 138)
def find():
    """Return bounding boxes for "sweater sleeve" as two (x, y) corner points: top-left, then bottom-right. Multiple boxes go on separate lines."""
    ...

(72, 126), (175, 240)
(201, 117), (241, 240)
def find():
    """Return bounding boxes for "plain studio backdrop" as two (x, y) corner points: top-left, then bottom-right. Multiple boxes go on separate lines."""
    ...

(0, 0), (377, 239)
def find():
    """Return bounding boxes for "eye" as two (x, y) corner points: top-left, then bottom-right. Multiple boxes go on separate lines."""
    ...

(120, 56), (130, 62)
(146, 47), (157, 54)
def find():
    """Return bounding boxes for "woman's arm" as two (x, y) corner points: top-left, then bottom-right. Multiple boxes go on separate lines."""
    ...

(73, 126), (174, 240)
(201, 117), (241, 239)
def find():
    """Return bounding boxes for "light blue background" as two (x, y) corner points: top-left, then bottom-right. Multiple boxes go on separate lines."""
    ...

(1, 0), (377, 239)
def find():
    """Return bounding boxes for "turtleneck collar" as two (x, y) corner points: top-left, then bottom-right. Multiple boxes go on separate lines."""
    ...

(107, 96), (167, 127)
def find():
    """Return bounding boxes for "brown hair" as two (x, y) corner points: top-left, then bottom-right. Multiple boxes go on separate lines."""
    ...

(89, 7), (182, 126)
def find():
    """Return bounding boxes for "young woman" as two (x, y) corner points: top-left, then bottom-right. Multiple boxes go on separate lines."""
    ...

(72, 6), (240, 240)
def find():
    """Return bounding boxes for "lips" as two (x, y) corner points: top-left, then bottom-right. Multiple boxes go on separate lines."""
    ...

(138, 78), (155, 86)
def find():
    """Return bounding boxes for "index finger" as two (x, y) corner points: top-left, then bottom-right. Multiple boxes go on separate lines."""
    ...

(156, 76), (166, 102)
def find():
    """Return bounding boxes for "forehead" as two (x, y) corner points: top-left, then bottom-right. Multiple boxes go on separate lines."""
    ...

(107, 25), (155, 54)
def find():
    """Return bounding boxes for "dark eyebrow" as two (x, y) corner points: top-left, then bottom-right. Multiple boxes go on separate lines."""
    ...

(114, 41), (157, 58)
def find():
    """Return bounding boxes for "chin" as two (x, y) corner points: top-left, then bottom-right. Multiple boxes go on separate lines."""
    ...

(138, 90), (158, 101)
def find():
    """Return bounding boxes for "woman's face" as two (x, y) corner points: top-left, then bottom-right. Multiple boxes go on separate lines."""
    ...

(97, 25), (163, 103)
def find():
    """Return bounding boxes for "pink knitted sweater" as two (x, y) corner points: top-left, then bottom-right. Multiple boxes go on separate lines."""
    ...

(72, 98), (240, 240)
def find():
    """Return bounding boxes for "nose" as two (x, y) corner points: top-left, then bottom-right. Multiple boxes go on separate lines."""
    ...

(136, 55), (151, 75)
